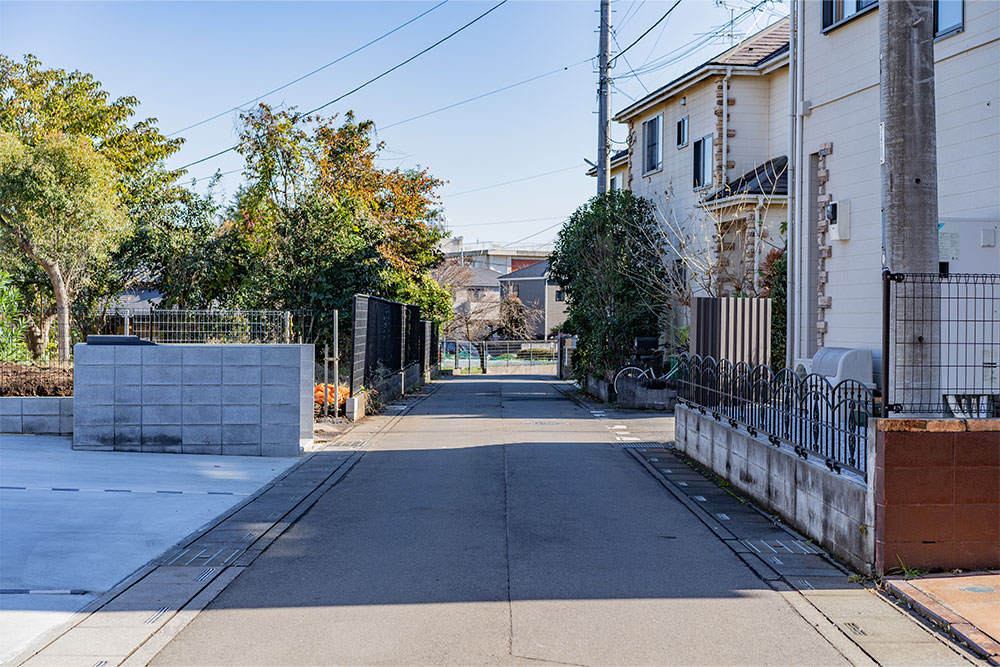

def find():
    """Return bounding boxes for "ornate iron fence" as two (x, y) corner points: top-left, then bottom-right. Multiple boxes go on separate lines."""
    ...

(675, 354), (874, 476)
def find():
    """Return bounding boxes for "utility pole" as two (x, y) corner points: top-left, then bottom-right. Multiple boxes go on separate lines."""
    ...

(596, 0), (611, 194)
(880, 0), (940, 413)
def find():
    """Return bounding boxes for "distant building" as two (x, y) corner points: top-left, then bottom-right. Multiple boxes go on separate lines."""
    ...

(497, 260), (568, 339)
(439, 237), (550, 275)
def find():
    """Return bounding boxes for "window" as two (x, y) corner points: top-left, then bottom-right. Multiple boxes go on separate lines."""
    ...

(643, 114), (662, 173)
(610, 174), (621, 191)
(822, 0), (877, 29)
(555, 290), (565, 302)
(693, 134), (712, 189)
(676, 116), (689, 148)
(935, 0), (962, 36)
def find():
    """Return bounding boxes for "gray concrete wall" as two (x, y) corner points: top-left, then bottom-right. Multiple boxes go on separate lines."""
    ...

(0, 397), (73, 435)
(616, 377), (677, 411)
(674, 404), (875, 572)
(72, 344), (313, 456)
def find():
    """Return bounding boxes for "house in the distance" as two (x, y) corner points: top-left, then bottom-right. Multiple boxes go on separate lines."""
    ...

(497, 260), (568, 339)
(439, 237), (550, 275)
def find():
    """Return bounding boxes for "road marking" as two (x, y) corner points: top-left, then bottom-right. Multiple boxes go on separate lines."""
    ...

(611, 425), (628, 430)
(742, 539), (762, 553)
(693, 495), (707, 502)
(767, 555), (783, 566)
(716, 513), (730, 520)
(676, 481), (688, 487)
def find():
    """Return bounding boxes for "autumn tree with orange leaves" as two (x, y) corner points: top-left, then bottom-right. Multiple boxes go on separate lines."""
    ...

(205, 104), (451, 341)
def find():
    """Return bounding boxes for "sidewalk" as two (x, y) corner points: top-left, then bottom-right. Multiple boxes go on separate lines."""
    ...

(888, 573), (1000, 664)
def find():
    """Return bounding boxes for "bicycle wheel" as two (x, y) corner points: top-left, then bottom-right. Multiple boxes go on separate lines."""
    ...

(614, 366), (647, 395)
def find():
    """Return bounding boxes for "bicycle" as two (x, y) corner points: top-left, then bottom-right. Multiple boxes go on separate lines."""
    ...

(613, 339), (680, 395)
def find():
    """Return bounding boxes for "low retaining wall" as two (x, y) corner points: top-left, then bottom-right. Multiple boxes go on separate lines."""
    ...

(875, 419), (1000, 574)
(73, 343), (313, 457)
(675, 404), (875, 571)
(0, 396), (74, 435)
(616, 377), (677, 411)
(586, 375), (613, 403)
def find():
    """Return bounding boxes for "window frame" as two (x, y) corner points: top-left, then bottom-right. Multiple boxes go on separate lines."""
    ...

(934, 0), (963, 38)
(555, 290), (565, 302)
(692, 133), (713, 190)
(821, 0), (962, 37)
(676, 115), (689, 149)
(642, 113), (663, 175)
(610, 174), (621, 191)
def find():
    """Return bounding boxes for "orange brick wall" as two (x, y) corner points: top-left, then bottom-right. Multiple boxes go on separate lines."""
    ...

(875, 420), (1000, 574)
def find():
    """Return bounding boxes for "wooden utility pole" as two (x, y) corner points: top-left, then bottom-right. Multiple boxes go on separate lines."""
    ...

(597, 0), (611, 194)
(880, 0), (940, 413)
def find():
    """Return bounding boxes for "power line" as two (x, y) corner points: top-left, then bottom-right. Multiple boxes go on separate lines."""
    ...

(609, 0), (682, 66)
(446, 165), (580, 197)
(175, 0), (508, 172)
(611, 29), (648, 94)
(166, 1), (449, 137)
(448, 215), (567, 228)
(499, 220), (566, 248)
(378, 58), (592, 131)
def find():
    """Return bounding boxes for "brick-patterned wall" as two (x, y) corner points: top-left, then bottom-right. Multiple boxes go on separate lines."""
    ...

(875, 419), (1000, 574)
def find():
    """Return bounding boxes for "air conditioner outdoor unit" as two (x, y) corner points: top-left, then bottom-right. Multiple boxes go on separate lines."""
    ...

(811, 347), (875, 389)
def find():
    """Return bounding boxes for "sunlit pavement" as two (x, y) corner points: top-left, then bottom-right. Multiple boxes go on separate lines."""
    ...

(0, 434), (297, 663)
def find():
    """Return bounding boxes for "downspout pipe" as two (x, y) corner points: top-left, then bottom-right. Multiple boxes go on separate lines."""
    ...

(786, 0), (797, 368)
(754, 195), (765, 294)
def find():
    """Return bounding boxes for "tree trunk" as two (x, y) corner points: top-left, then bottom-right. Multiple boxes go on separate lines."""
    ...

(40, 263), (72, 362)
(25, 312), (57, 359)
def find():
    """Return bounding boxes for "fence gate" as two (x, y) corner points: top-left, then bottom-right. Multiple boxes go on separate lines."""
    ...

(438, 339), (558, 375)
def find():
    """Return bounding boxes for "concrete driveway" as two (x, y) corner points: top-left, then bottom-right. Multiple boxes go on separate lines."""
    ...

(0, 434), (297, 663)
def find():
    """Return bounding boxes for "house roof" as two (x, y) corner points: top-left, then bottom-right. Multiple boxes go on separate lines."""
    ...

(585, 149), (629, 177)
(704, 155), (789, 202)
(613, 17), (789, 122)
(469, 266), (502, 289)
(498, 259), (550, 280)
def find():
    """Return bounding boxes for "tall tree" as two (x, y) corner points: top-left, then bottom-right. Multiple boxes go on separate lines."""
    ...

(0, 131), (128, 360)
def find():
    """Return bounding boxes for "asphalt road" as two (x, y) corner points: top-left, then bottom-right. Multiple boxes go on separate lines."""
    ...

(149, 375), (859, 665)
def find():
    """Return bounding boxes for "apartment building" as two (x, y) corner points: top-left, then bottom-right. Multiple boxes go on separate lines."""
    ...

(787, 0), (1000, 373)
(613, 18), (791, 297)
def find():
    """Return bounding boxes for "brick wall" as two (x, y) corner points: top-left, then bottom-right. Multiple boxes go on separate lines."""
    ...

(875, 419), (1000, 574)
(72, 344), (312, 457)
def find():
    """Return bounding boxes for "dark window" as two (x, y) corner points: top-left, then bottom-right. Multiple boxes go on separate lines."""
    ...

(822, 0), (877, 29)
(676, 116), (688, 148)
(555, 290), (564, 302)
(693, 134), (712, 189)
(643, 114), (661, 173)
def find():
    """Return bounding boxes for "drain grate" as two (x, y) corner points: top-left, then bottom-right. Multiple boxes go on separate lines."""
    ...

(618, 442), (667, 449)
(195, 567), (215, 582)
(796, 579), (814, 590)
(716, 513), (730, 521)
(144, 606), (170, 625)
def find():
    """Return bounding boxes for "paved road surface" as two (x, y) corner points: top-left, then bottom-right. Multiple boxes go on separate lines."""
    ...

(147, 376), (950, 665)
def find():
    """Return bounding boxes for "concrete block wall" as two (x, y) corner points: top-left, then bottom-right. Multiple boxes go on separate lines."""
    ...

(73, 344), (313, 456)
(675, 404), (875, 572)
(0, 397), (73, 435)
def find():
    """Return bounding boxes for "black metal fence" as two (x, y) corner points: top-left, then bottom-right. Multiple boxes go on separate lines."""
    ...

(350, 294), (425, 395)
(676, 354), (874, 476)
(883, 272), (1000, 417)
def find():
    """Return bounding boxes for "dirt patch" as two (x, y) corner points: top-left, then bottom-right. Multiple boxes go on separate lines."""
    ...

(0, 361), (73, 396)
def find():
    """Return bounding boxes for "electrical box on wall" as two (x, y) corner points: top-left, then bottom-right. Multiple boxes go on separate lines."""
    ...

(827, 200), (851, 241)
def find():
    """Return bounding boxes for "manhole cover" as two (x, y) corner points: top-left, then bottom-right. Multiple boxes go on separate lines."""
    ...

(521, 420), (564, 425)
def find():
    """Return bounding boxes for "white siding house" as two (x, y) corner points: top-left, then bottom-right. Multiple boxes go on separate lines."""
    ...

(788, 0), (1000, 376)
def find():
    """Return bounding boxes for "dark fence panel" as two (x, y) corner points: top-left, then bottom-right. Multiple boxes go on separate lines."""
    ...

(676, 354), (873, 477)
(349, 294), (424, 395)
(883, 272), (1000, 417)
(690, 297), (771, 366)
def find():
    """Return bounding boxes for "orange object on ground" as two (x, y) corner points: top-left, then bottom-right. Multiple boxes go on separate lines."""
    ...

(314, 383), (350, 406)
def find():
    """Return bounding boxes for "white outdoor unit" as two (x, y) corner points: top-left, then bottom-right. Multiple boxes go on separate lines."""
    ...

(810, 347), (875, 389)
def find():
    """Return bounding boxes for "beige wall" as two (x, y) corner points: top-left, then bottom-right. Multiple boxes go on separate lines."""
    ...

(791, 1), (1000, 367)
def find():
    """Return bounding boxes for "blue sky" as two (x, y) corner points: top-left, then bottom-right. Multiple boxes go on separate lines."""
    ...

(0, 0), (787, 247)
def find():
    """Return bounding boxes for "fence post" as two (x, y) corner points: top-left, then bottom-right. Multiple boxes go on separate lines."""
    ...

(284, 312), (292, 344)
(124, 310), (130, 336)
(334, 311), (339, 418)
(323, 343), (329, 418)
(881, 270), (891, 417)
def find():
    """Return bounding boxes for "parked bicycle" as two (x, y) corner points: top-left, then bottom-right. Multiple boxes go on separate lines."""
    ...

(613, 337), (680, 395)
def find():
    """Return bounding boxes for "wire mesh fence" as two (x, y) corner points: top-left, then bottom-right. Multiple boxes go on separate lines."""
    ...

(439, 339), (558, 374)
(883, 271), (1000, 417)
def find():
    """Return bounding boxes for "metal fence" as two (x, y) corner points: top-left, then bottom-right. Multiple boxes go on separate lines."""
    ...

(883, 272), (1000, 417)
(350, 294), (423, 395)
(676, 354), (874, 476)
(1, 308), (306, 396)
(439, 339), (558, 373)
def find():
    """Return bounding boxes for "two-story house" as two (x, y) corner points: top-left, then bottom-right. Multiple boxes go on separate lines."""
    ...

(787, 0), (999, 378)
(613, 18), (791, 298)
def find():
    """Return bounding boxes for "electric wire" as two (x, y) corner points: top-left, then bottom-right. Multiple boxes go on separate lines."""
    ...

(446, 165), (580, 197)
(174, 0), (508, 172)
(166, 0), (449, 137)
(498, 220), (566, 248)
(608, 0), (683, 66)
